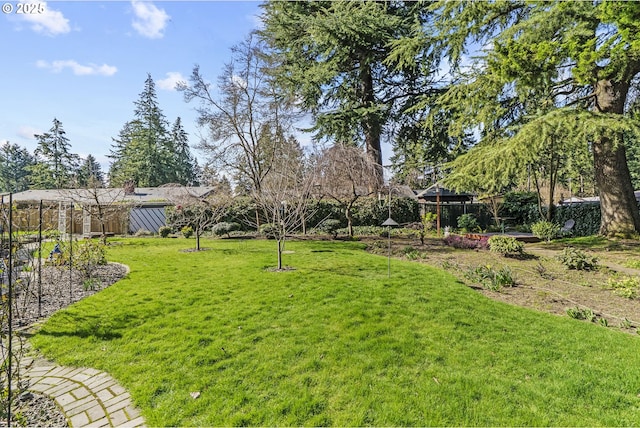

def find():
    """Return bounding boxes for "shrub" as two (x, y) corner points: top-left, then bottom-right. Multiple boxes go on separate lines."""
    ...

(566, 306), (597, 322)
(259, 223), (278, 238)
(134, 229), (153, 237)
(465, 265), (516, 291)
(181, 226), (194, 239)
(607, 276), (640, 299)
(557, 247), (598, 270)
(73, 239), (107, 282)
(158, 226), (172, 238)
(421, 212), (437, 232)
(488, 235), (524, 257)
(457, 213), (479, 232)
(317, 219), (342, 238)
(443, 234), (489, 250)
(212, 222), (240, 238)
(531, 221), (560, 242)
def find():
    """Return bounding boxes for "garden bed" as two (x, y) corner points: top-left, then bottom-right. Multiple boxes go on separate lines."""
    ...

(365, 235), (640, 334)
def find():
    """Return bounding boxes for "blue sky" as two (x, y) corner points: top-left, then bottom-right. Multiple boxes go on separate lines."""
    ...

(1, 0), (263, 172)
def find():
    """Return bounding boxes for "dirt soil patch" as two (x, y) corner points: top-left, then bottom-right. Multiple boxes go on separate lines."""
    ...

(364, 236), (640, 335)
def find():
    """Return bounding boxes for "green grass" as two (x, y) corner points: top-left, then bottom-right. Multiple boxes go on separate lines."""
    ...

(31, 238), (640, 426)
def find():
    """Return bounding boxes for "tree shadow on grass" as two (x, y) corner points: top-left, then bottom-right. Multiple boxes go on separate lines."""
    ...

(35, 313), (125, 340)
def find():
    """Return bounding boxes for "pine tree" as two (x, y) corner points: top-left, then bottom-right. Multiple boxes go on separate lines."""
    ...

(108, 74), (177, 187)
(77, 154), (105, 188)
(260, 1), (427, 186)
(0, 142), (35, 192)
(170, 117), (198, 186)
(29, 118), (79, 189)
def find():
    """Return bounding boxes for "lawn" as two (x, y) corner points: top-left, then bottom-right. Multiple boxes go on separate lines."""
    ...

(30, 237), (640, 426)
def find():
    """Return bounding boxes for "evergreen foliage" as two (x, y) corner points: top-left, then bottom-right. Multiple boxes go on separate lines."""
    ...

(109, 75), (197, 187)
(0, 142), (34, 192)
(391, 0), (640, 236)
(29, 118), (80, 189)
(260, 1), (436, 186)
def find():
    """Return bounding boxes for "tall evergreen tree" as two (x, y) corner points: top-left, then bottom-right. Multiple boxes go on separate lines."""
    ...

(260, 1), (429, 186)
(29, 118), (79, 189)
(393, 0), (640, 236)
(0, 142), (35, 192)
(109, 74), (178, 187)
(77, 154), (105, 188)
(171, 117), (198, 186)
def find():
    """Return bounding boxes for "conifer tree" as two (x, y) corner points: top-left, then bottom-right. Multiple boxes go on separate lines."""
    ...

(77, 154), (105, 188)
(393, 0), (640, 235)
(29, 118), (79, 189)
(171, 117), (198, 186)
(109, 74), (184, 187)
(260, 1), (430, 186)
(0, 142), (34, 192)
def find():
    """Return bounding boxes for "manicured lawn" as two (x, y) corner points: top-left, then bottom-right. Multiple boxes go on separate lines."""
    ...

(31, 238), (640, 426)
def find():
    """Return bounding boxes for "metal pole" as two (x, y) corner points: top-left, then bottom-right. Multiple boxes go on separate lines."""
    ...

(387, 225), (391, 278)
(7, 193), (13, 428)
(69, 202), (73, 304)
(38, 200), (42, 318)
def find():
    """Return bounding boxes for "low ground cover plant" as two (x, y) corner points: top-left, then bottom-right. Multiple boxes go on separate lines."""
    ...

(29, 238), (640, 426)
(557, 247), (598, 270)
(606, 276), (640, 299)
(465, 264), (516, 291)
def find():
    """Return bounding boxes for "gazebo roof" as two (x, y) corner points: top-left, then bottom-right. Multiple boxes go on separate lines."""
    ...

(415, 184), (474, 203)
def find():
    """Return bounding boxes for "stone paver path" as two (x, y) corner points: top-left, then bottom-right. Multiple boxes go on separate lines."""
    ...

(20, 353), (145, 427)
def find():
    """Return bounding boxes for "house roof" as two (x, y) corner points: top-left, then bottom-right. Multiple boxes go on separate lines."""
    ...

(10, 187), (216, 205)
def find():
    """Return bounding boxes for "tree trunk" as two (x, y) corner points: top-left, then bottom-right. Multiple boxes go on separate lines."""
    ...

(360, 63), (384, 188)
(277, 239), (282, 270)
(593, 79), (640, 236)
(196, 230), (201, 251)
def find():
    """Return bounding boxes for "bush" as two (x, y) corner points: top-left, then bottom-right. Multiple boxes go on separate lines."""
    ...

(531, 221), (560, 242)
(465, 265), (516, 291)
(557, 247), (598, 270)
(317, 219), (342, 238)
(73, 239), (107, 281)
(502, 191), (539, 225)
(566, 306), (597, 322)
(607, 276), (640, 299)
(158, 226), (172, 238)
(212, 222), (240, 238)
(259, 223), (278, 238)
(457, 213), (479, 232)
(181, 226), (194, 239)
(443, 234), (489, 250)
(134, 229), (153, 237)
(488, 235), (524, 257)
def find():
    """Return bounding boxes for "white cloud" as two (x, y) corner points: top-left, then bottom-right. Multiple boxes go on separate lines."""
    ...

(0, 139), (9, 146)
(17, 126), (43, 140)
(131, 0), (170, 39)
(230, 74), (247, 89)
(157, 72), (186, 91)
(36, 60), (118, 76)
(18, 0), (70, 36)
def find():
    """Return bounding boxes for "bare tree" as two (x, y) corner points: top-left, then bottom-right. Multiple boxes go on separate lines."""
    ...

(61, 184), (129, 244)
(167, 186), (231, 251)
(178, 34), (296, 197)
(314, 144), (381, 237)
(253, 155), (315, 270)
